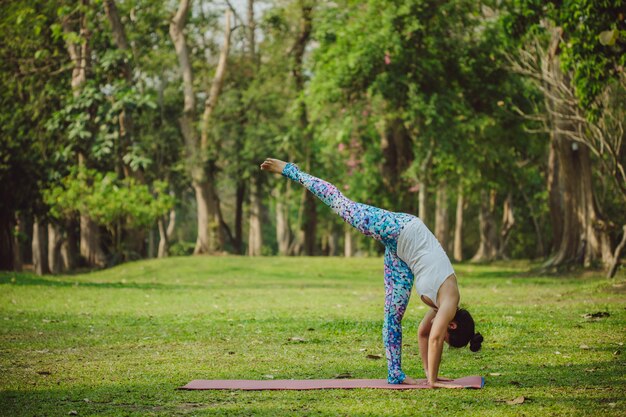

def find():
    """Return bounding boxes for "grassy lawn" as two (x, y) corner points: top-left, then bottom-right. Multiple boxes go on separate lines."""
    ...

(1, 257), (625, 416)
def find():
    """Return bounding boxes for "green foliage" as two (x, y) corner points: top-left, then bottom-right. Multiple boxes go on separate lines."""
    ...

(310, 0), (541, 197)
(44, 167), (174, 232)
(557, 0), (625, 113)
(505, 0), (626, 117)
(0, 0), (69, 217)
(46, 81), (156, 169)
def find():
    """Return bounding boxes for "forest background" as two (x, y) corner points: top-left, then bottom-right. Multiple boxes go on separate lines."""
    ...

(1, 0), (624, 277)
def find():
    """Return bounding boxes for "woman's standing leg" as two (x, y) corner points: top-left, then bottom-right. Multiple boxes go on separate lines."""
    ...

(383, 247), (415, 384)
(281, 163), (413, 244)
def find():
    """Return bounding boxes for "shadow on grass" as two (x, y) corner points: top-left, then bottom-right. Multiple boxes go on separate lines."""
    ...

(463, 270), (527, 280)
(483, 359), (625, 389)
(0, 272), (363, 291)
(0, 273), (194, 291)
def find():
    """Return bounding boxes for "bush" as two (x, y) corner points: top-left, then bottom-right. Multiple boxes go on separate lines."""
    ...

(169, 241), (195, 257)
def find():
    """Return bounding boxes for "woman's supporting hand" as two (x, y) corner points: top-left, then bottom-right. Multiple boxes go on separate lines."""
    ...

(418, 308), (436, 376)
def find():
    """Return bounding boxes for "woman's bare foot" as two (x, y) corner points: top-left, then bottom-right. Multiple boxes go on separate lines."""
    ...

(260, 158), (288, 174)
(402, 376), (419, 385)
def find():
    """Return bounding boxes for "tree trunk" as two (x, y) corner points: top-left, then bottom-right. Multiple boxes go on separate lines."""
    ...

(248, 173), (263, 256)
(77, 155), (107, 266)
(32, 218), (48, 275)
(78, 161), (106, 266)
(62, 1), (89, 92)
(197, 12), (232, 253)
(578, 146), (613, 266)
(546, 126), (612, 267)
(607, 225), (626, 278)
(192, 179), (222, 254)
(157, 207), (175, 258)
(344, 228), (354, 257)
(417, 141), (434, 226)
(47, 223), (64, 274)
(497, 193), (515, 259)
(302, 192), (317, 256)
(434, 181), (449, 251)
(13, 213), (24, 271)
(418, 181), (428, 226)
(328, 225), (339, 256)
(291, 2), (315, 256)
(379, 116), (414, 196)
(166, 208), (176, 244)
(547, 139), (562, 255)
(276, 200), (291, 256)
(276, 182), (292, 256)
(519, 185), (545, 258)
(147, 228), (156, 258)
(320, 229), (329, 255)
(548, 125), (582, 268)
(543, 31), (612, 269)
(234, 180), (245, 254)
(471, 190), (498, 262)
(60, 217), (78, 270)
(125, 229), (146, 260)
(157, 219), (168, 258)
(0, 211), (15, 271)
(199, 11), (231, 152)
(80, 213), (105, 267)
(453, 189), (464, 262)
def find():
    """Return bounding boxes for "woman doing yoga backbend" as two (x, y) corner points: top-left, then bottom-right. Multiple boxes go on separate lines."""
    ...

(260, 158), (483, 388)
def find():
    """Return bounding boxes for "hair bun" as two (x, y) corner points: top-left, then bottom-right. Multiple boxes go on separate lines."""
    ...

(469, 332), (483, 352)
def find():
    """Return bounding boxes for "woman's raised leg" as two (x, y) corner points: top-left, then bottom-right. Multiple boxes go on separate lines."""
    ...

(262, 159), (412, 244)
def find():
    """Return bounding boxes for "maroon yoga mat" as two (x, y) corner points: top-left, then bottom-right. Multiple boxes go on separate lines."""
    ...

(179, 376), (484, 390)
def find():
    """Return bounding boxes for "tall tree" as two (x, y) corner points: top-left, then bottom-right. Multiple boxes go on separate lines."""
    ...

(505, 0), (625, 273)
(246, 0), (265, 257)
(290, 0), (316, 255)
(169, 0), (232, 254)
(60, 0), (106, 267)
(0, 1), (67, 270)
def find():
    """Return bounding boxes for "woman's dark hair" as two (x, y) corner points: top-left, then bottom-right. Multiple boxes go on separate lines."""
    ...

(448, 308), (483, 352)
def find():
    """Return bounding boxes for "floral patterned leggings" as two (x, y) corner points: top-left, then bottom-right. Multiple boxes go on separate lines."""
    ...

(282, 163), (416, 384)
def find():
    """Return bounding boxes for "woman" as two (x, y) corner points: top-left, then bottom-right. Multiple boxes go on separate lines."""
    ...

(260, 158), (483, 388)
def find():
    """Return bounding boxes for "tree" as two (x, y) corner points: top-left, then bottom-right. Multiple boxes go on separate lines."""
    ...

(169, 0), (233, 255)
(505, 0), (626, 274)
(0, 0), (70, 271)
(58, 0), (108, 267)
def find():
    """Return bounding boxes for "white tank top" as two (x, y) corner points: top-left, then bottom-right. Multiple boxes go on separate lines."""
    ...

(397, 217), (455, 307)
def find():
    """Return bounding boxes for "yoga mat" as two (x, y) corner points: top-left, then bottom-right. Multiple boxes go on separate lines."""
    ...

(179, 376), (484, 390)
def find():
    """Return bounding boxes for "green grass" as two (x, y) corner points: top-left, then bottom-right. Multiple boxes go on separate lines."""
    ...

(1, 257), (625, 416)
